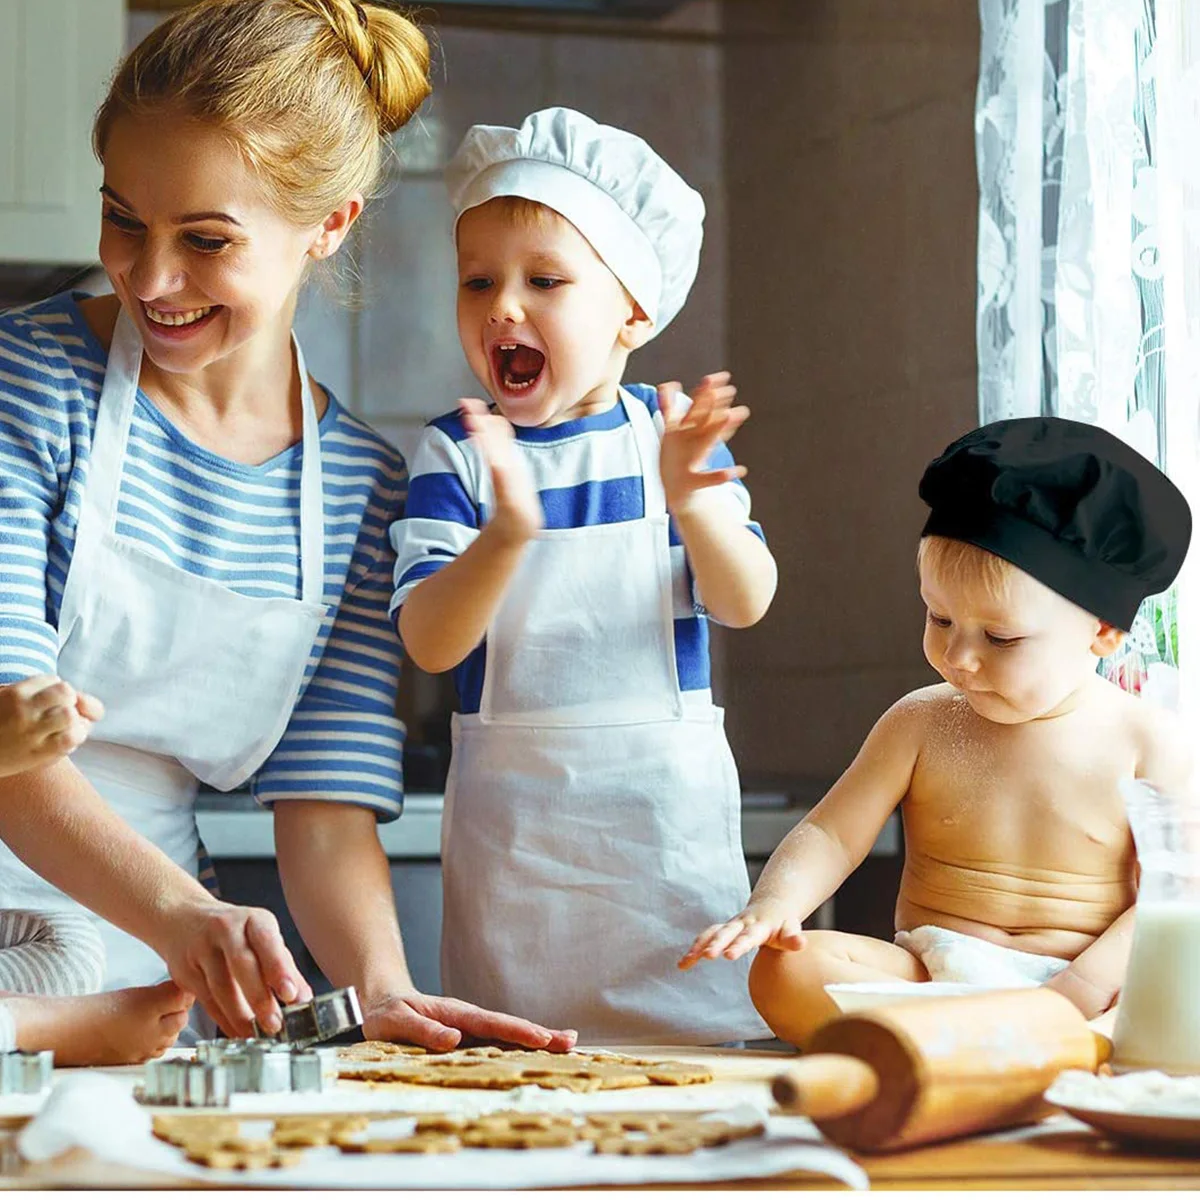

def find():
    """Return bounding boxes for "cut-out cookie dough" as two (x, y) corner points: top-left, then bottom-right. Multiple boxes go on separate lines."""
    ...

(584, 1113), (676, 1134)
(590, 1118), (765, 1156)
(338, 1040), (428, 1062)
(152, 1115), (241, 1147)
(461, 1127), (580, 1150)
(272, 1115), (374, 1148)
(184, 1146), (303, 1170)
(413, 1115), (468, 1133)
(338, 1047), (713, 1092)
(157, 1105), (762, 1165)
(330, 1110), (764, 1157)
(593, 1133), (703, 1155)
(342, 1134), (462, 1155)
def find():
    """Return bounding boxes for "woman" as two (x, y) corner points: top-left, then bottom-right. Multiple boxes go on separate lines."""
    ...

(0, 0), (573, 1053)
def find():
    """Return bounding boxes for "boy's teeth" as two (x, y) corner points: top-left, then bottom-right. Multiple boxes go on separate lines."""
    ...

(145, 304), (214, 327)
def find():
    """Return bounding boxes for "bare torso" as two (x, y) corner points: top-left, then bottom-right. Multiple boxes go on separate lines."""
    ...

(896, 680), (1143, 957)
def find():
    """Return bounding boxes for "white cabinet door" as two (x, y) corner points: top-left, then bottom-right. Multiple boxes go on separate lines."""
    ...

(0, 0), (124, 263)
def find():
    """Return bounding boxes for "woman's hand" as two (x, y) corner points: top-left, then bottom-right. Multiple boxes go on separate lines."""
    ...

(157, 898), (312, 1036)
(678, 902), (806, 969)
(362, 988), (577, 1053)
(658, 372), (749, 519)
(460, 398), (543, 546)
(0, 675), (104, 777)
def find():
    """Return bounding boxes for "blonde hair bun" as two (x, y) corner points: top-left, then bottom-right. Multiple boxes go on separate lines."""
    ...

(95, 0), (433, 228)
(300, 0), (431, 135)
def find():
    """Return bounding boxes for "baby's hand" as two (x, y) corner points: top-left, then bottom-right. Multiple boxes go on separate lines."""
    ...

(677, 902), (805, 970)
(1043, 964), (1116, 1021)
(658, 372), (749, 519)
(0, 675), (104, 778)
(460, 397), (544, 545)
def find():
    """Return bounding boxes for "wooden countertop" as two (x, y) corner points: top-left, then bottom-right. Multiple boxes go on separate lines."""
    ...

(3, 1047), (1198, 1190)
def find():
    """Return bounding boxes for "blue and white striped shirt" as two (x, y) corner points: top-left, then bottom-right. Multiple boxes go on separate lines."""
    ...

(389, 385), (765, 713)
(0, 292), (406, 819)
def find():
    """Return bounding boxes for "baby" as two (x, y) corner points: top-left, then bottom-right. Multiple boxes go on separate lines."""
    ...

(680, 417), (1193, 1046)
(0, 675), (190, 1063)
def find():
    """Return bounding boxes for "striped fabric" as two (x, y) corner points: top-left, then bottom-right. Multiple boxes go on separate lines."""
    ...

(0, 293), (406, 819)
(390, 384), (765, 713)
(0, 908), (106, 998)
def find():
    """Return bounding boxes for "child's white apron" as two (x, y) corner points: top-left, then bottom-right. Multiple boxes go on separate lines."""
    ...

(440, 391), (768, 1044)
(0, 310), (328, 991)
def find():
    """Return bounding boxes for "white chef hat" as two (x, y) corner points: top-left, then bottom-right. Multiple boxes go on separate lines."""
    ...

(445, 107), (705, 335)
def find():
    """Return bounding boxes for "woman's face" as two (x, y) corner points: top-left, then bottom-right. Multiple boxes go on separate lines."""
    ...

(99, 114), (329, 375)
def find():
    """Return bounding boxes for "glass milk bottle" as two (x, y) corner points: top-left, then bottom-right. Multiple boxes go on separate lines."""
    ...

(1111, 779), (1200, 1075)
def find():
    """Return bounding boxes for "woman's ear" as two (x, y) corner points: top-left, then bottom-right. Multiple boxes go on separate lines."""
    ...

(309, 193), (365, 261)
(1091, 622), (1126, 658)
(618, 301), (655, 352)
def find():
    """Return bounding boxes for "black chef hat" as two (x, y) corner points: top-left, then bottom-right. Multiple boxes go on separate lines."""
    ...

(919, 417), (1191, 631)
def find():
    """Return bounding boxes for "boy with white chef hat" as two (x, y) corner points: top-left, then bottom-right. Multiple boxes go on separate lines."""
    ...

(390, 107), (778, 1044)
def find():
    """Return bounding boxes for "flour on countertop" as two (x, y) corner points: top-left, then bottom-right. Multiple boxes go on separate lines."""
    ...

(1048, 1069), (1200, 1114)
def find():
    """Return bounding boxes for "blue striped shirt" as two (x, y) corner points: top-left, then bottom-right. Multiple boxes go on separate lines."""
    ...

(0, 292), (406, 819)
(390, 385), (765, 713)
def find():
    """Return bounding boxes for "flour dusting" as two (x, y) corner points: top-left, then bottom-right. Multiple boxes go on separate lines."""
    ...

(1048, 1068), (1200, 1115)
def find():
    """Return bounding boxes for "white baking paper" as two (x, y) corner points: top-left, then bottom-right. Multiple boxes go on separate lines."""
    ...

(17, 1076), (868, 1190)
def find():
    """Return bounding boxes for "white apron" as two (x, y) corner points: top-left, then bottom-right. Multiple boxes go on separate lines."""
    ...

(441, 391), (768, 1044)
(0, 310), (328, 991)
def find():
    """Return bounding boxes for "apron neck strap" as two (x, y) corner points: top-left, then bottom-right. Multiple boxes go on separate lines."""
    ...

(86, 311), (324, 606)
(84, 309), (144, 531)
(292, 335), (325, 606)
(619, 388), (668, 519)
(474, 391), (667, 524)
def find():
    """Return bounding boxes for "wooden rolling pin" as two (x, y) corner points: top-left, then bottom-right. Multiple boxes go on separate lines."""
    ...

(771, 988), (1107, 1152)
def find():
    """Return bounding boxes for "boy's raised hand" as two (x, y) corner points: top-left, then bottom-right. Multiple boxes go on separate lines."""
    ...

(678, 902), (806, 970)
(0, 675), (105, 777)
(460, 397), (544, 544)
(658, 372), (750, 517)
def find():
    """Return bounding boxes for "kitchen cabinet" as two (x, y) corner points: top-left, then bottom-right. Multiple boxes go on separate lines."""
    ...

(0, 0), (124, 263)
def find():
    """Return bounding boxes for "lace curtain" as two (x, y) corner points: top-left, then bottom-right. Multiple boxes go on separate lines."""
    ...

(976, 0), (1200, 715)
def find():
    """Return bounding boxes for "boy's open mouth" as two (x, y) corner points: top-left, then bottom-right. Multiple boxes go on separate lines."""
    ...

(492, 342), (546, 394)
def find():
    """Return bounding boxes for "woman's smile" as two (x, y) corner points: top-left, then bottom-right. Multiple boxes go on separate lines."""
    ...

(140, 301), (222, 340)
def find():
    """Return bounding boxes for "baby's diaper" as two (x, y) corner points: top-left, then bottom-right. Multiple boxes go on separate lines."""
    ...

(895, 924), (1070, 987)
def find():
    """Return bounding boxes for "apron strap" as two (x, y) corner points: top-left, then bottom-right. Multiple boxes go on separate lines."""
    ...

(620, 388), (668, 520)
(75, 309), (143, 547)
(72, 311), (325, 609)
(472, 391), (665, 524)
(292, 336), (326, 607)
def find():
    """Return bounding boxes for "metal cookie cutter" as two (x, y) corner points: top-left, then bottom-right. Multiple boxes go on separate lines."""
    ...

(141, 1059), (230, 1107)
(255, 985), (363, 1048)
(0, 1050), (53, 1095)
(289, 1049), (323, 1093)
(246, 1043), (292, 1093)
(145, 1041), (339, 1106)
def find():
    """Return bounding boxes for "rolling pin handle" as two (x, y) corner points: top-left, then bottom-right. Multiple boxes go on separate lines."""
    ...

(772, 1053), (880, 1120)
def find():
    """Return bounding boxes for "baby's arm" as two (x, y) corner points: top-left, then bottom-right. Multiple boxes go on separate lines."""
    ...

(659, 374), (777, 629)
(1043, 906), (1135, 1018)
(679, 696), (924, 968)
(398, 400), (544, 674)
(1045, 705), (1194, 1018)
(0, 676), (104, 779)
